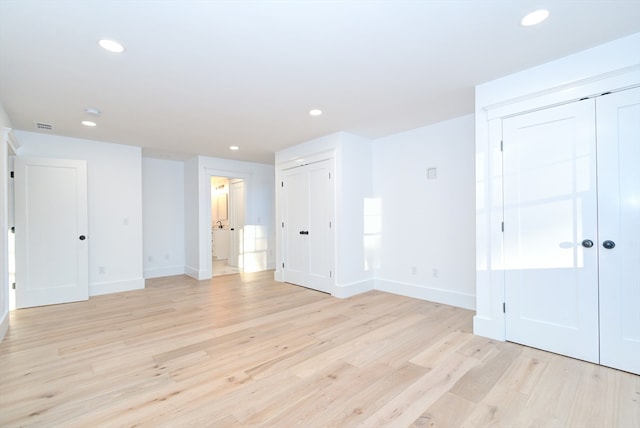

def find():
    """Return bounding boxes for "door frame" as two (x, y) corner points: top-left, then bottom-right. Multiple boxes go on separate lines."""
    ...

(474, 64), (640, 341)
(276, 150), (336, 293)
(203, 167), (249, 279)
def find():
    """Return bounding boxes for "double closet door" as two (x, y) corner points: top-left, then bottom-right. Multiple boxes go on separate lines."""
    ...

(281, 159), (334, 293)
(503, 88), (639, 374)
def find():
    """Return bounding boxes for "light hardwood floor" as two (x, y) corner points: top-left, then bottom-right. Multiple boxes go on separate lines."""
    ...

(0, 271), (638, 427)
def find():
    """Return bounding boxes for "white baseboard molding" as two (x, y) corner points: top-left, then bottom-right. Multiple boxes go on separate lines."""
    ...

(90, 277), (145, 296)
(0, 310), (8, 343)
(332, 279), (375, 298)
(273, 270), (284, 282)
(473, 315), (506, 341)
(374, 278), (476, 310)
(185, 266), (209, 280)
(144, 265), (186, 279)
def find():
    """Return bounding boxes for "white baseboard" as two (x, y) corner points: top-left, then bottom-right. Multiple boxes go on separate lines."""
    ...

(374, 278), (475, 310)
(185, 266), (209, 280)
(332, 279), (375, 298)
(0, 309), (8, 343)
(473, 315), (505, 341)
(273, 270), (284, 282)
(144, 265), (185, 279)
(90, 277), (145, 296)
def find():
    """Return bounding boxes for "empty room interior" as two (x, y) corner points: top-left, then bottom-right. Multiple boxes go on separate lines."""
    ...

(0, 1), (639, 426)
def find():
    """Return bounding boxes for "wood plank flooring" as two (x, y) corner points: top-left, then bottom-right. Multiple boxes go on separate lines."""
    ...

(0, 271), (638, 427)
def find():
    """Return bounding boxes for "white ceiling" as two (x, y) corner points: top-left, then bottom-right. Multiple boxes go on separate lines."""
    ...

(1, 1), (639, 164)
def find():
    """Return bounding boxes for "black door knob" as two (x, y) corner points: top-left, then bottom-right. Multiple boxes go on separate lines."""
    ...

(79, 235), (86, 241)
(602, 240), (616, 249)
(581, 239), (594, 248)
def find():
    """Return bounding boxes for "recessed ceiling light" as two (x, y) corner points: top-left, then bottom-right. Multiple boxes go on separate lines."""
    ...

(521, 9), (550, 26)
(309, 109), (323, 116)
(229, 145), (239, 151)
(98, 39), (125, 53)
(81, 120), (97, 127)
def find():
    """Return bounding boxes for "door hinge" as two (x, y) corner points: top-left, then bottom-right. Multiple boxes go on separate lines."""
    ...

(282, 262), (285, 269)
(10, 226), (15, 234)
(12, 282), (16, 290)
(329, 172), (331, 180)
(281, 181), (284, 187)
(501, 222), (504, 232)
(500, 141), (503, 152)
(503, 302), (506, 313)
(282, 221), (284, 228)
(329, 270), (332, 278)
(10, 171), (14, 178)
(329, 221), (332, 229)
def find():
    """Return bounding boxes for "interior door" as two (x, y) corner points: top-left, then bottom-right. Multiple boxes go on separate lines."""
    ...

(503, 100), (600, 363)
(282, 159), (333, 293)
(283, 168), (309, 286)
(597, 88), (640, 374)
(14, 157), (89, 308)
(228, 180), (245, 268)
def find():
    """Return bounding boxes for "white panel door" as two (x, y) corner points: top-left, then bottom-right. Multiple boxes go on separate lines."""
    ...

(229, 180), (245, 268)
(14, 157), (89, 308)
(503, 100), (600, 363)
(597, 88), (640, 374)
(283, 168), (309, 286)
(306, 161), (333, 293)
(282, 159), (333, 293)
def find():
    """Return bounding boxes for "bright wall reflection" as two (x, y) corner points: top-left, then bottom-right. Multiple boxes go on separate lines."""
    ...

(242, 224), (268, 272)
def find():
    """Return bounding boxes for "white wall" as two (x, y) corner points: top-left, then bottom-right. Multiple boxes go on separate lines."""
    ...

(335, 133), (374, 293)
(184, 155), (275, 280)
(142, 157), (185, 278)
(15, 131), (144, 296)
(373, 114), (476, 309)
(0, 102), (12, 341)
(474, 33), (640, 340)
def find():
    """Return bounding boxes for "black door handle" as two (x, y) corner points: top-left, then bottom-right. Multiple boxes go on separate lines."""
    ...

(602, 240), (616, 249)
(230, 228), (235, 231)
(79, 235), (86, 241)
(581, 239), (593, 248)
(299, 230), (309, 235)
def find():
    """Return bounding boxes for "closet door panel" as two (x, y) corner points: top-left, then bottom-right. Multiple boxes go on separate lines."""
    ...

(307, 161), (333, 293)
(283, 169), (309, 285)
(597, 88), (640, 374)
(282, 159), (334, 294)
(503, 100), (599, 363)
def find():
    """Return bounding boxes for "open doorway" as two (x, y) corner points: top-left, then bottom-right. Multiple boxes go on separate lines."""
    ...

(210, 176), (245, 277)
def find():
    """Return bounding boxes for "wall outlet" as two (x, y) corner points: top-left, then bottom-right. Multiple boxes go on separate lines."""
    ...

(432, 268), (439, 278)
(427, 167), (437, 180)
(411, 266), (417, 275)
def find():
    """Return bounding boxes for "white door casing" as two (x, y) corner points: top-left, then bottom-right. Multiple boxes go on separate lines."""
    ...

(596, 88), (640, 374)
(229, 180), (245, 268)
(14, 157), (89, 308)
(503, 100), (600, 363)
